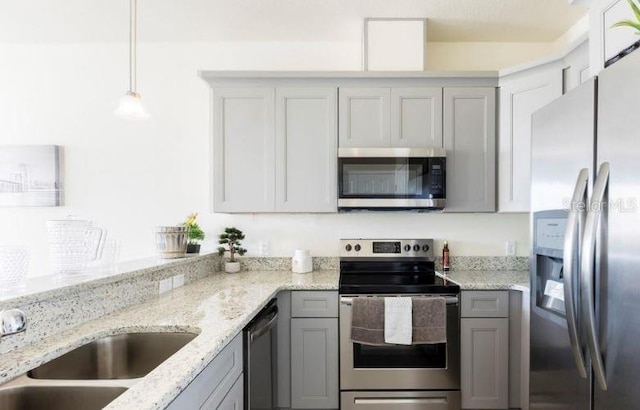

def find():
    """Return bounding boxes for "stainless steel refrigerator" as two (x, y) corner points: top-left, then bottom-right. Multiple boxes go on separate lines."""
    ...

(530, 50), (640, 409)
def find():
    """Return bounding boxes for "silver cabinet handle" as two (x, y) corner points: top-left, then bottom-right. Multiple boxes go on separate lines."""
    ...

(354, 397), (448, 405)
(563, 168), (588, 379)
(581, 162), (609, 391)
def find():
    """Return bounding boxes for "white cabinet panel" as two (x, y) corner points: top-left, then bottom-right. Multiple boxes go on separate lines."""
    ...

(339, 88), (390, 148)
(390, 87), (443, 148)
(443, 87), (496, 212)
(275, 88), (337, 212)
(590, 0), (640, 74)
(213, 88), (275, 212)
(563, 40), (591, 93)
(498, 68), (562, 212)
(461, 318), (509, 409)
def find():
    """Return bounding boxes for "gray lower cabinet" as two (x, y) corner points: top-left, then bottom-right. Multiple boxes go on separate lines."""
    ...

(203, 374), (243, 410)
(443, 87), (496, 212)
(291, 318), (339, 409)
(460, 291), (510, 409)
(290, 291), (339, 410)
(166, 333), (243, 410)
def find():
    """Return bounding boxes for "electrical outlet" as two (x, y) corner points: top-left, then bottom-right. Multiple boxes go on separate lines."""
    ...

(505, 241), (516, 256)
(158, 278), (173, 295)
(172, 274), (184, 289)
(259, 241), (269, 257)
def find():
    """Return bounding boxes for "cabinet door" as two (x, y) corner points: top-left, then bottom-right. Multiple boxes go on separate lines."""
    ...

(338, 88), (390, 148)
(206, 374), (243, 410)
(390, 87), (443, 148)
(291, 318), (339, 409)
(275, 88), (337, 212)
(213, 87), (275, 212)
(563, 40), (591, 93)
(498, 69), (562, 213)
(443, 87), (496, 212)
(461, 318), (509, 409)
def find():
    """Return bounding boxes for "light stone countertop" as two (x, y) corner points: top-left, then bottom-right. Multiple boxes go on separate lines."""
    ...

(0, 270), (338, 410)
(1, 267), (530, 410)
(436, 270), (530, 292)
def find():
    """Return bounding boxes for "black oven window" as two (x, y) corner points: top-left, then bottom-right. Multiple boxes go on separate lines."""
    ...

(353, 343), (447, 369)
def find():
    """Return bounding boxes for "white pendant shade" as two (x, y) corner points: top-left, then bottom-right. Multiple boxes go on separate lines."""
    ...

(116, 0), (148, 120)
(114, 91), (149, 120)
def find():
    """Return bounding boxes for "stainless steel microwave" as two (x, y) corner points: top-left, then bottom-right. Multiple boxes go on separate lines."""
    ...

(338, 148), (446, 211)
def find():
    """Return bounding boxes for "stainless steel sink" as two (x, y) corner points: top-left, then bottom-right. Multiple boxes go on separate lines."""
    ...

(28, 332), (197, 380)
(0, 331), (198, 409)
(0, 385), (127, 410)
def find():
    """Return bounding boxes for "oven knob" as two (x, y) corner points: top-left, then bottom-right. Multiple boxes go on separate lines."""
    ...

(404, 244), (411, 252)
(345, 244), (352, 252)
(422, 244), (430, 252)
(413, 244), (420, 252)
(354, 244), (361, 252)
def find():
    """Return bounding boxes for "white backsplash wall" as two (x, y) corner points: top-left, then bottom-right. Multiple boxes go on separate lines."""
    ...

(0, 41), (531, 278)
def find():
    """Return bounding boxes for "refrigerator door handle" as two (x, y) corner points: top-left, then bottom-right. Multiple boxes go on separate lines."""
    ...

(563, 168), (589, 379)
(581, 162), (610, 391)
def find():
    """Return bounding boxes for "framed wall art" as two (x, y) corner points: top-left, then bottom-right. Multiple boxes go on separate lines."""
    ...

(0, 145), (64, 207)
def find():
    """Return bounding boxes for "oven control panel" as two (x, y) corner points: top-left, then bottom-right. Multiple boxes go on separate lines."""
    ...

(340, 239), (434, 259)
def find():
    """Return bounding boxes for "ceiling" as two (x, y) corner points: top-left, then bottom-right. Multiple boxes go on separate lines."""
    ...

(0, 0), (587, 44)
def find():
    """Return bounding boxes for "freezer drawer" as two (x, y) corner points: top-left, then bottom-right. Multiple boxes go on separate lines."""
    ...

(341, 391), (461, 410)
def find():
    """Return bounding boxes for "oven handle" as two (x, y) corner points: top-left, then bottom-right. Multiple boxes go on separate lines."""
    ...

(340, 296), (458, 306)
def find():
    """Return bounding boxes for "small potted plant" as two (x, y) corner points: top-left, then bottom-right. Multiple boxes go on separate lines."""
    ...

(217, 227), (247, 273)
(183, 213), (205, 254)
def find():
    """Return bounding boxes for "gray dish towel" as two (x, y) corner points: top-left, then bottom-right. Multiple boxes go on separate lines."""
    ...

(350, 297), (385, 345)
(350, 296), (447, 346)
(412, 296), (447, 344)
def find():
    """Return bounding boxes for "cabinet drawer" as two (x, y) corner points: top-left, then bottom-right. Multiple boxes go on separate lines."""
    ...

(341, 391), (461, 410)
(461, 291), (509, 318)
(291, 291), (339, 318)
(166, 333), (243, 410)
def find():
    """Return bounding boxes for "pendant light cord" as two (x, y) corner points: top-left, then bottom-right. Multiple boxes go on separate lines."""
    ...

(128, 0), (137, 94)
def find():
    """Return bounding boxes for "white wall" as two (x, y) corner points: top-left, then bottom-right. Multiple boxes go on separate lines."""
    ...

(0, 40), (532, 278)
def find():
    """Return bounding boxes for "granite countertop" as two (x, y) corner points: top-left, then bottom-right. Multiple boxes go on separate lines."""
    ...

(436, 270), (530, 292)
(1, 266), (530, 410)
(0, 270), (338, 410)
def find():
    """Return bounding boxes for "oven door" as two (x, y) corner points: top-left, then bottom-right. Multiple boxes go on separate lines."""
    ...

(338, 148), (446, 210)
(339, 295), (460, 391)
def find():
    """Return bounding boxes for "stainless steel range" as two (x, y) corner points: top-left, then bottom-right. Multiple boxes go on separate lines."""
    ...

(339, 239), (461, 410)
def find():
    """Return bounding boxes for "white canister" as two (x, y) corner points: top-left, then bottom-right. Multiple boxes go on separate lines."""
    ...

(292, 249), (312, 273)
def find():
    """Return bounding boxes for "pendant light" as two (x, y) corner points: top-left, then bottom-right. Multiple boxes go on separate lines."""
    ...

(115, 0), (149, 119)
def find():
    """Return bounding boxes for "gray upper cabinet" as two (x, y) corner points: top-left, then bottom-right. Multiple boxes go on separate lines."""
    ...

(339, 87), (390, 148)
(275, 88), (337, 212)
(339, 87), (443, 148)
(213, 87), (276, 212)
(498, 64), (562, 213)
(443, 87), (496, 212)
(213, 86), (337, 213)
(390, 87), (443, 148)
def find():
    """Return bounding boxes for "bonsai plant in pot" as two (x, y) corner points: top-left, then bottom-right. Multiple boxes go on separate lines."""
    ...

(183, 213), (205, 254)
(217, 227), (247, 273)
